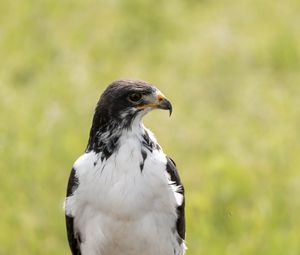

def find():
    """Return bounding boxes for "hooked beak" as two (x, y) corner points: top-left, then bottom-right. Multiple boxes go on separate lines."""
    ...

(156, 94), (173, 116)
(137, 90), (173, 116)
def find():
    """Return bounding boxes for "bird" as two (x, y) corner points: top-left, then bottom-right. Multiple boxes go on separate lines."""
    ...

(64, 79), (186, 255)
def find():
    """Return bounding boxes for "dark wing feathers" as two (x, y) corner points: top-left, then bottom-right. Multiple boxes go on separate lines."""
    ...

(65, 168), (81, 255)
(166, 156), (186, 241)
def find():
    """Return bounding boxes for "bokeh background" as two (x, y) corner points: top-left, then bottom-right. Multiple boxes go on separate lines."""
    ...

(1, 0), (300, 254)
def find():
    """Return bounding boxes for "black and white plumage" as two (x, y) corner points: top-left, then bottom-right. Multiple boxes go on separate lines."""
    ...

(65, 80), (186, 255)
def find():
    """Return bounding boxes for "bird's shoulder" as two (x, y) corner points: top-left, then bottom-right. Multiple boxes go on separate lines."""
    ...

(165, 156), (186, 242)
(65, 167), (81, 255)
(73, 152), (98, 172)
(165, 156), (183, 187)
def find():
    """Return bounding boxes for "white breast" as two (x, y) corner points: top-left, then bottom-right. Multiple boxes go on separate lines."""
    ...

(65, 129), (185, 255)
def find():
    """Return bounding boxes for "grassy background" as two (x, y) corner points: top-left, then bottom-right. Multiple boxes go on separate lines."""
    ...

(1, 0), (300, 254)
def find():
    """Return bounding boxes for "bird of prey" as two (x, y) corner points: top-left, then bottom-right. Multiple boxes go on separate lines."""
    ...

(64, 80), (186, 255)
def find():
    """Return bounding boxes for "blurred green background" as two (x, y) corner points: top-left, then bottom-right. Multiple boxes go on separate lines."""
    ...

(1, 0), (300, 254)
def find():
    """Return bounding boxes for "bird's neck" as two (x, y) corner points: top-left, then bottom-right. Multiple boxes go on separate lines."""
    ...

(86, 114), (145, 161)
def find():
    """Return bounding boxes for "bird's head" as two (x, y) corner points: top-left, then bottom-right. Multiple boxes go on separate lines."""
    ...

(87, 79), (172, 154)
(95, 80), (172, 126)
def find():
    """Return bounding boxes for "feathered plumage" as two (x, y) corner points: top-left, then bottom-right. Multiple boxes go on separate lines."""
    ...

(64, 80), (186, 255)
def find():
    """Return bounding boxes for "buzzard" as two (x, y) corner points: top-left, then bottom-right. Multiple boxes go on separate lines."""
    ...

(64, 80), (186, 255)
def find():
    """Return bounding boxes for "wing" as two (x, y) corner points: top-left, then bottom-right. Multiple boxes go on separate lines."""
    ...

(65, 167), (81, 255)
(166, 156), (185, 242)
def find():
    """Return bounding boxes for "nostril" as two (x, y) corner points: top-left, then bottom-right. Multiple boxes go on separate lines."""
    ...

(157, 95), (164, 102)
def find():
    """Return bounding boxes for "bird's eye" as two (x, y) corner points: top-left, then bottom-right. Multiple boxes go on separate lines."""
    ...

(128, 93), (142, 103)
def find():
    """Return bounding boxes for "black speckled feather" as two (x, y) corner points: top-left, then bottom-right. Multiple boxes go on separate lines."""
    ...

(66, 168), (81, 255)
(166, 157), (185, 243)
